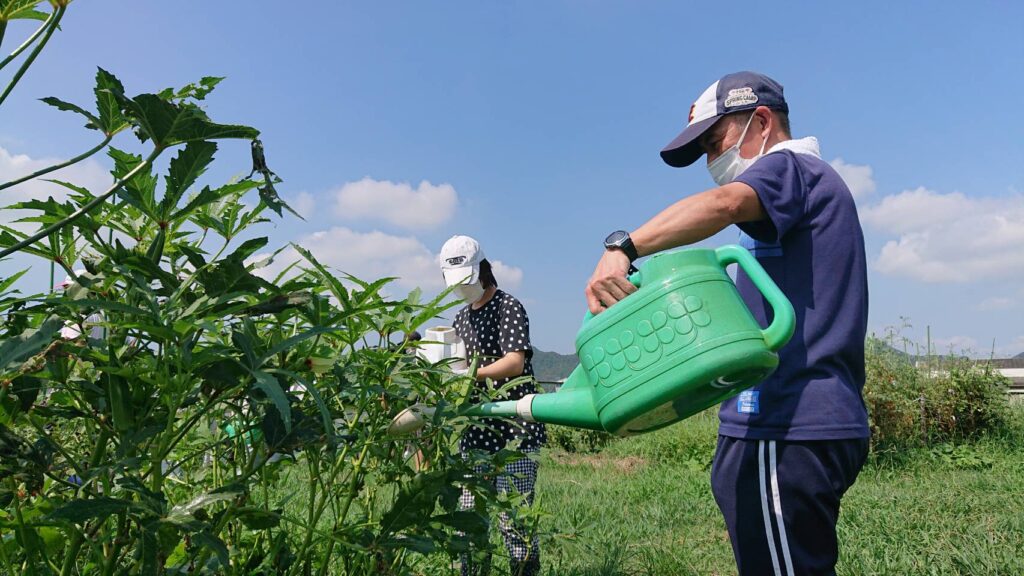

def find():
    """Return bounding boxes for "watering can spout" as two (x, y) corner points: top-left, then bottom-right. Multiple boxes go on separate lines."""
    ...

(464, 367), (603, 431)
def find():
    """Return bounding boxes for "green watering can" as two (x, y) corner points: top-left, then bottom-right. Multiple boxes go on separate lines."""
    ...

(391, 245), (795, 437)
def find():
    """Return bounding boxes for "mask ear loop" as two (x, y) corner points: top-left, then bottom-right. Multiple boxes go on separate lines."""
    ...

(755, 110), (771, 156)
(737, 111), (756, 148)
(738, 110), (772, 159)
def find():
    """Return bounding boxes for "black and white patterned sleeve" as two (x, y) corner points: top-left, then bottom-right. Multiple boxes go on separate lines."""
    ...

(498, 294), (531, 356)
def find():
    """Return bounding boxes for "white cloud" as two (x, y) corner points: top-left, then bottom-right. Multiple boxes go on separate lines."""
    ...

(491, 260), (523, 290)
(860, 187), (1024, 283)
(830, 158), (876, 201)
(932, 335), (978, 354)
(291, 191), (315, 219)
(282, 226), (442, 290)
(0, 145), (111, 228)
(256, 226), (524, 294)
(996, 335), (1024, 358)
(332, 177), (458, 230)
(976, 297), (1016, 311)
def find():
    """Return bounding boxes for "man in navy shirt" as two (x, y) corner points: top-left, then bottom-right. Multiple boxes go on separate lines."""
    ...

(587, 71), (870, 576)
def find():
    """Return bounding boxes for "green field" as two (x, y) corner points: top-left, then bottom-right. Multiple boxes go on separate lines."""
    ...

(511, 405), (1024, 576)
(272, 403), (1024, 575)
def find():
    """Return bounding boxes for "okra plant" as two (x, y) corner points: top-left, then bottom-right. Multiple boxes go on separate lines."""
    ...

(0, 2), (524, 574)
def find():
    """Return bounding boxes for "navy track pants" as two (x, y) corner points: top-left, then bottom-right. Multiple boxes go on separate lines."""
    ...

(711, 436), (869, 576)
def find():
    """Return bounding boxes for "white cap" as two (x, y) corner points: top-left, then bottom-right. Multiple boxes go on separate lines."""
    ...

(439, 235), (484, 287)
(56, 269), (88, 289)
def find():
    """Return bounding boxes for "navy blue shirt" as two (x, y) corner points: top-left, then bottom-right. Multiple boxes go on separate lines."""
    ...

(719, 146), (870, 440)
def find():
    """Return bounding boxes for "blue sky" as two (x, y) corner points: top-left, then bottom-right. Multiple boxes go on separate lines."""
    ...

(1, 1), (1022, 356)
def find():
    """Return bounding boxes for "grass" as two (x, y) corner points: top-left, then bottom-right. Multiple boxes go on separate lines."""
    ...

(277, 405), (1024, 575)
(528, 406), (1024, 576)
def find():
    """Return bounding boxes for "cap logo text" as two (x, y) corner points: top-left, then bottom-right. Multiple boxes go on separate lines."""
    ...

(724, 87), (758, 108)
(446, 256), (466, 266)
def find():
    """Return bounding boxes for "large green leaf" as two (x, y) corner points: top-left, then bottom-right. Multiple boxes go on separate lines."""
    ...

(161, 76), (224, 102)
(0, 0), (47, 22)
(250, 370), (291, 433)
(138, 520), (160, 576)
(39, 96), (101, 129)
(113, 92), (258, 147)
(43, 179), (95, 201)
(171, 180), (257, 221)
(0, 316), (61, 373)
(432, 510), (489, 533)
(195, 238), (269, 297)
(259, 325), (344, 366)
(94, 68), (130, 136)
(236, 507), (281, 530)
(240, 292), (312, 316)
(44, 298), (150, 318)
(165, 485), (243, 526)
(268, 369), (332, 442)
(257, 180), (300, 219)
(194, 531), (230, 568)
(379, 471), (446, 536)
(109, 147), (158, 217)
(0, 268), (28, 294)
(292, 244), (350, 306)
(48, 497), (136, 523)
(161, 140), (216, 218)
(38, 69), (133, 136)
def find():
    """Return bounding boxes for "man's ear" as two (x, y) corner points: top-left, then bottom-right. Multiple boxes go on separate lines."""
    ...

(755, 106), (773, 138)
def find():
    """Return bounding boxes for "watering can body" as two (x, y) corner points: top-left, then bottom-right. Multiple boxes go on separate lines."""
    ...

(523, 244), (795, 436)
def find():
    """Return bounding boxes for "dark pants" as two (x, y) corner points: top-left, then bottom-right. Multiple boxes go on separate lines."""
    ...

(459, 452), (540, 576)
(711, 436), (869, 576)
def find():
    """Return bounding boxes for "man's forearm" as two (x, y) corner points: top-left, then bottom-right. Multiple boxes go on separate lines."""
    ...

(631, 183), (764, 256)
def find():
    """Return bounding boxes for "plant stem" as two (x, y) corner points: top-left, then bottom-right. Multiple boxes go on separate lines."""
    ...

(59, 532), (84, 576)
(100, 514), (126, 576)
(0, 5), (65, 107)
(28, 414), (89, 484)
(90, 427), (112, 469)
(296, 436), (367, 569)
(0, 9), (54, 71)
(0, 525), (15, 574)
(0, 146), (162, 259)
(11, 487), (36, 569)
(0, 135), (112, 193)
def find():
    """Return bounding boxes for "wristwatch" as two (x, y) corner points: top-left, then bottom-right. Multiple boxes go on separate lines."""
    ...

(604, 230), (638, 262)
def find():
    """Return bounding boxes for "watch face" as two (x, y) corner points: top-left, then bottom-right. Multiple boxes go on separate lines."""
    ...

(605, 230), (627, 246)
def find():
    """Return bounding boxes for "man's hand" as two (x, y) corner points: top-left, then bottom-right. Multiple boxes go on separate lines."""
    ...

(585, 249), (636, 314)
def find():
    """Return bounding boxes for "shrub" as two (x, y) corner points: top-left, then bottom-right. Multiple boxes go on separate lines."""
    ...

(864, 336), (1010, 451)
(547, 425), (616, 454)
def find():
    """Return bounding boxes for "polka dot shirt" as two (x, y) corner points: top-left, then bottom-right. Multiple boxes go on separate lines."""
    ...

(454, 289), (547, 453)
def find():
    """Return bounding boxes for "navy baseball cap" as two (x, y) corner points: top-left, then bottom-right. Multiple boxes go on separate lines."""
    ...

(660, 71), (789, 168)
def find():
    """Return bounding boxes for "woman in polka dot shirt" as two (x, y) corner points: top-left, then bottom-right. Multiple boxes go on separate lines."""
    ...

(439, 235), (545, 576)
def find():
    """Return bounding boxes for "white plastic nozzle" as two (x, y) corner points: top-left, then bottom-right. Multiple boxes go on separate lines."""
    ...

(387, 405), (435, 435)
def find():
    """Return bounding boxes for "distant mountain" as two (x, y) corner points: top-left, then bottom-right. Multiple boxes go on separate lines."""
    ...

(531, 347), (578, 381)
(866, 338), (912, 359)
(1016, 351), (1024, 360)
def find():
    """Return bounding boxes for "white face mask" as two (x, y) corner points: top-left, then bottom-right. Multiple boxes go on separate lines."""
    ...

(454, 281), (485, 304)
(707, 112), (769, 186)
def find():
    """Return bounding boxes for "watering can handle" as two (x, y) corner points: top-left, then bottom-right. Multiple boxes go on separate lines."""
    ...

(715, 244), (795, 352)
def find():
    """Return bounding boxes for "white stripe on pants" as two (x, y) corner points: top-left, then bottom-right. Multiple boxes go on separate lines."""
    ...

(759, 440), (796, 576)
